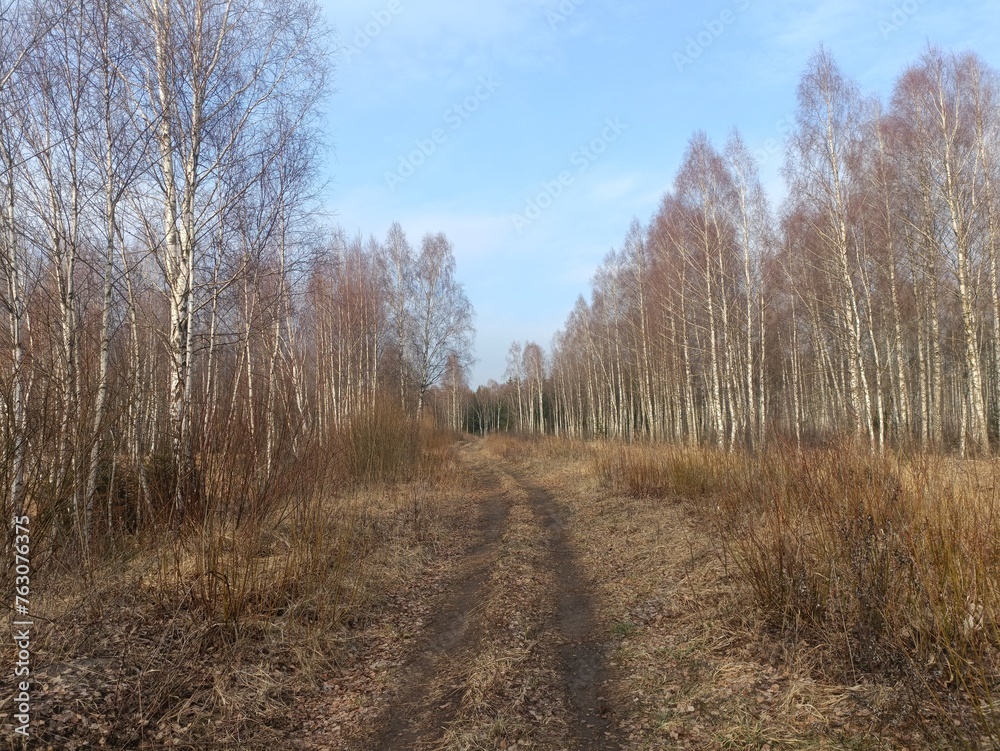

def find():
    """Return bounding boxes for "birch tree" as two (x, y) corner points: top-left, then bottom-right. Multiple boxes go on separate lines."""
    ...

(410, 232), (474, 417)
(383, 221), (414, 411)
(132, 0), (328, 520)
(785, 48), (873, 446)
(0, 0), (50, 518)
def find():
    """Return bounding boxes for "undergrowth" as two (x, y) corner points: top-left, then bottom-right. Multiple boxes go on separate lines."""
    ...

(2, 403), (461, 748)
(587, 437), (1000, 747)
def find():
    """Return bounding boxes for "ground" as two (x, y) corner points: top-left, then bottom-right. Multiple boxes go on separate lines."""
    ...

(296, 437), (915, 751)
(6, 437), (936, 749)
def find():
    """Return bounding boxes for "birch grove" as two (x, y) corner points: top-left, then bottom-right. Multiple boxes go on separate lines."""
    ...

(0, 0), (475, 553)
(494, 46), (1000, 455)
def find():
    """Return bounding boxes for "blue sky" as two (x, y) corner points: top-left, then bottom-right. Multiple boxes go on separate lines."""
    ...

(319, 0), (998, 388)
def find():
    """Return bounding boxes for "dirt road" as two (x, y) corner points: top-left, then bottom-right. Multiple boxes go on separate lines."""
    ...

(302, 439), (938, 751)
(366, 447), (621, 750)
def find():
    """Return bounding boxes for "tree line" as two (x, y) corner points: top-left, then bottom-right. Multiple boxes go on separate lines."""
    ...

(0, 0), (474, 550)
(486, 46), (1000, 455)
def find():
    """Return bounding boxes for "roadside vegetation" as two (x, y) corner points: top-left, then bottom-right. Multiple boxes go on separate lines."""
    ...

(2, 411), (467, 749)
(537, 433), (1000, 748)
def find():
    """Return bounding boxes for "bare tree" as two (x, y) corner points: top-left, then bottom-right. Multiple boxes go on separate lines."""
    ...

(784, 48), (873, 446)
(410, 232), (474, 417)
(543, 45), (1000, 455)
(383, 221), (414, 411)
(522, 342), (545, 433)
(505, 341), (524, 431)
(0, 0), (52, 519)
(130, 0), (328, 520)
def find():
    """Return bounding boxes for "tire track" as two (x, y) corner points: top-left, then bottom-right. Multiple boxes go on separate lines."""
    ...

(373, 491), (509, 751)
(368, 447), (621, 750)
(518, 477), (622, 751)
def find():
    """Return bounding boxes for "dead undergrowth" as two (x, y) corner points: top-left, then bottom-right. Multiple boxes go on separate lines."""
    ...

(0, 426), (469, 750)
(9, 430), (997, 749)
(486, 433), (1000, 749)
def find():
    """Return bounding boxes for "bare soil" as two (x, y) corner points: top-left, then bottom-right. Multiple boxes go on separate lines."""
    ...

(522, 477), (619, 750)
(374, 492), (510, 750)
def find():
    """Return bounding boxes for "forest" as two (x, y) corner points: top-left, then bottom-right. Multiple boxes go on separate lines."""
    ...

(0, 0), (473, 546)
(5, 0), (1000, 747)
(477, 48), (1000, 457)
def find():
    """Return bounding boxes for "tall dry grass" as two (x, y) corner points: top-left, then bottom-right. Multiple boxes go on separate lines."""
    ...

(592, 439), (1000, 746)
(2, 400), (461, 747)
(592, 441), (740, 499)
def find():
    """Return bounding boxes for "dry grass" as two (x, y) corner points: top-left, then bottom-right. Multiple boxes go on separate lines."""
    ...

(586, 436), (1000, 748)
(592, 441), (742, 500)
(0, 410), (465, 749)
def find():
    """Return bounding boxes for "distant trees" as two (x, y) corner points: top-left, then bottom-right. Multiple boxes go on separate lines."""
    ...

(303, 226), (474, 427)
(513, 123), (771, 446)
(496, 340), (546, 434)
(493, 45), (1000, 456)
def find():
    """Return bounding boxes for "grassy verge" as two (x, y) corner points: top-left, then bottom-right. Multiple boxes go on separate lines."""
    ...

(594, 438), (1000, 748)
(487, 434), (1000, 749)
(1, 412), (466, 749)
